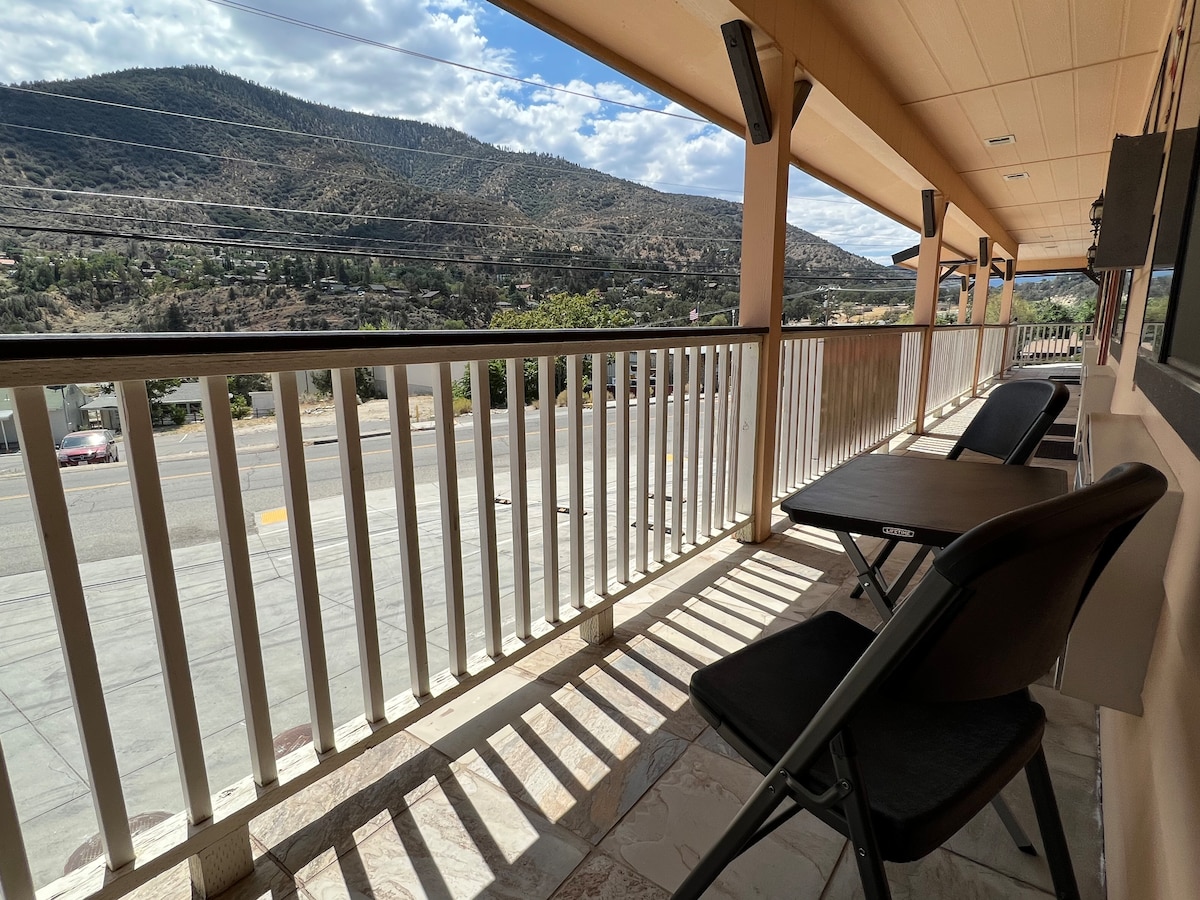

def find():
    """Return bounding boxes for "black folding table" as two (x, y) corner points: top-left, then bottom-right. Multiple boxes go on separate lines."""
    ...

(781, 454), (1069, 620)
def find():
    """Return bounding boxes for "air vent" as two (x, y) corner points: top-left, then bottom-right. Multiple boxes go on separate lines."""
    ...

(1002, 172), (1029, 181)
(985, 134), (1016, 146)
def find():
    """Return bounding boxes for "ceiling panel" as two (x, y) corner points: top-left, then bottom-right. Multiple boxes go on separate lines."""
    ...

(1032, 71), (1080, 158)
(1074, 1), (1126, 67)
(992, 80), (1049, 162)
(1016, 0), (1074, 75)
(1123, 0), (1174, 56)
(901, 0), (991, 92)
(1048, 156), (1083, 201)
(814, 1), (950, 103)
(1076, 62), (1123, 153)
(960, 0), (1031, 85)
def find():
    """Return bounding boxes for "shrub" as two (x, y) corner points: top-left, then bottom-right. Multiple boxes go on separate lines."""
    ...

(230, 397), (252, 419)
(452, 397), (472, 416)
(168, 404), (188, 426)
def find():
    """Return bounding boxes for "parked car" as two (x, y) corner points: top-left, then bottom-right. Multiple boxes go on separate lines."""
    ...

(57, 430), (119, 466)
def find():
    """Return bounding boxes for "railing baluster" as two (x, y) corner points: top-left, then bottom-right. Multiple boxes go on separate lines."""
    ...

(686, 346), (701, 544)
(653, 349), (669, 563)
(774, 339), (789, 497)
(615, 351), (631, 583)
(116, 380), (213, 813)
(272, 372), (336, 750)
(331, 368), (385, 721)
(0, 741), (32, 900)
(700, 344), (717, 537)
(671, 348), (685, 555)
(505, 358), (532, 638)
(538, 356), (560, 620)
(385, 365), (430, 696)
(788, 337), (803, 490)
(433, 363), (468, 672)
(713, 344), (730, 528)
(592, 353), (609, 595)
(726, 343), (743, 516)
(567, 355), (585, 607)
(201, 374), (277, 784)
(471, 360), (503, 657)
(635, 350), (651, 573)
(10, 386), (134, 869)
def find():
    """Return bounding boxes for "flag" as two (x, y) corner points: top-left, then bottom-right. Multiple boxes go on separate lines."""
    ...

(689, 306), (699, 322)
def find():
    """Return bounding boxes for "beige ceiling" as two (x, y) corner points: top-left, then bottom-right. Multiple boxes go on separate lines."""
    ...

(496, 0), (1178, 271)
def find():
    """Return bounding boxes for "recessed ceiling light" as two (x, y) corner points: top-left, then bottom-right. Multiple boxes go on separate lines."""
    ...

(1002, 172), (1029, 181)
(985, 134), (1017, 146)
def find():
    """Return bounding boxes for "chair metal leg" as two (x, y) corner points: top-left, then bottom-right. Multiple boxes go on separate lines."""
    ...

(832, 731), (891, 900)
(991, 796), (1037, 855)
(672, 769), (790, 900)
(1025, 746), (1081, 900)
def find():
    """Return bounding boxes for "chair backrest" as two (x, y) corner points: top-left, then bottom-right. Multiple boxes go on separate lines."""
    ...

(946, 379), (1070, 464)
(887, 462), (1167, 702)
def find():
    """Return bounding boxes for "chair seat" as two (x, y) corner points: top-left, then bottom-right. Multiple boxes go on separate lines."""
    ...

(689, 611), (1046, 862)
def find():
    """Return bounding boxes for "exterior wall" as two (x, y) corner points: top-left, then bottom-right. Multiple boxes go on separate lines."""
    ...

(1099, 374), (1200, 900)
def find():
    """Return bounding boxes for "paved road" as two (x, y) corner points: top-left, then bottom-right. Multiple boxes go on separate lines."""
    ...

(0, 401), (662, 577)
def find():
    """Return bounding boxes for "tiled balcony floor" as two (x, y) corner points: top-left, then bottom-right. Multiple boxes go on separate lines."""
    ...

(130, 376), (1098, 900)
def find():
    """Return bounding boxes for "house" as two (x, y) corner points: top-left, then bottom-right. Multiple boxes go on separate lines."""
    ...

(0, 383), (88, 448)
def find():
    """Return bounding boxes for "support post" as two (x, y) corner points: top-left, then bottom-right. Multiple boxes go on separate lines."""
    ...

(970, 240), (992, 396)
(188, 825), (255, 898)
(998, 256), (1018, 374)
(912, 191), (947, 435)
(735, 40), (795, 543)
(957, 276), (970, 324)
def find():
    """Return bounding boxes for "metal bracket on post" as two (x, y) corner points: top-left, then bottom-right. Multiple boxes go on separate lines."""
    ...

(188, 824), (255, 898)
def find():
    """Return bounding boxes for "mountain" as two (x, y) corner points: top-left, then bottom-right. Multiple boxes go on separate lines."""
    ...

(0, 66), (889, 332)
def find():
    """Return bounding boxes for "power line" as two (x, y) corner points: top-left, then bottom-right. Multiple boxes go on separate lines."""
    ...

(0, 220), (918, 282)
(0, 122), (417, 189)
(0, 203), (744, 270)
(0, 184), (754, 244)
(204, 0), (706, 123)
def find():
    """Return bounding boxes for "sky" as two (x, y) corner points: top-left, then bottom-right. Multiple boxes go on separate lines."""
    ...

(0, 0), (917, 263)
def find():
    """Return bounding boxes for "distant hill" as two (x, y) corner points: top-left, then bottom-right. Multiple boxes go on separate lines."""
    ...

(0, 66), (889, 332)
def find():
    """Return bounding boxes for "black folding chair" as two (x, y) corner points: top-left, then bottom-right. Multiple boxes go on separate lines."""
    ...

(851, 377), (1070, 604)
(676, 462), (1166, 900)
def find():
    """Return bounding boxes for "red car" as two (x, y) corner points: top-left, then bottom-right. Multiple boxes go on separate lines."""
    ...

(57, 430), (120, 466)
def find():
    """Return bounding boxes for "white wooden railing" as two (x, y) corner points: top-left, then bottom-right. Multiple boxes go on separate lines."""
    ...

(0, 328), (760, 900)
(772, 326), (923, 498)
(1008, 322), (1094, 368)
(0, 318), (1037, 899)
(925, 326), (979, 416)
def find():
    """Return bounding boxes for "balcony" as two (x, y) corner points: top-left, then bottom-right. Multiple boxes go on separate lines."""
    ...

(0, 322), (1093, 899)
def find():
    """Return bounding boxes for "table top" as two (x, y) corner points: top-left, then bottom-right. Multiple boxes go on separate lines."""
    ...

(780, 454), (1069, 547)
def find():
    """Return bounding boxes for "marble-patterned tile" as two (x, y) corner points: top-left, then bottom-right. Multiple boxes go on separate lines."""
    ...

(576, 634), (708, 741)
(512, 632), (633, 689)
(457, 681), (689, 843)
(821, 845), (1055, 899)
(218, 851), (301, 900)
(691, 727), (754, 768)
(812, 584), (885, 632)
(297, 768), (590, 899)
(405, 668), (550, 761)
(252, 731), (453, 877)
(943, 761), (1103, 900)
(550, 852), (670, 900)
(600, 744), (845, 897)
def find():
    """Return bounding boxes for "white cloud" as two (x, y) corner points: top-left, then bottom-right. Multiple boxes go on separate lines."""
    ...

(0, 0), (909, 261)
